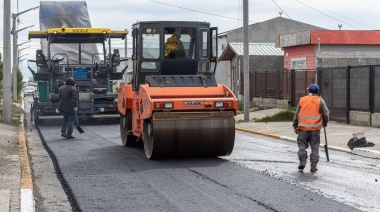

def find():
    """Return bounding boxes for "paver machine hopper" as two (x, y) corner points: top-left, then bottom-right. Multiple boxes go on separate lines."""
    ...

(117, 21), (238, 159)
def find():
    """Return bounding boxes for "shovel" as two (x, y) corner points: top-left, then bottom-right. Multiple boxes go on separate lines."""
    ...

(71, 99), (84, 133)
(74, 112), (84, 133)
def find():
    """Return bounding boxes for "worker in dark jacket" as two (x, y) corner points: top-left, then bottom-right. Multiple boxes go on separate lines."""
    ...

(59, 77), (78, 139)
(293, 84), (329, 172)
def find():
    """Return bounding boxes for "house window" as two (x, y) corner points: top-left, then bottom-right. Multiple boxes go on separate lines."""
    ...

(291, 58), (306, 69)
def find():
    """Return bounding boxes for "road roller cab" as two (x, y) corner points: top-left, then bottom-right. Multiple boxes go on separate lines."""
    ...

(117, 21), (238, 159)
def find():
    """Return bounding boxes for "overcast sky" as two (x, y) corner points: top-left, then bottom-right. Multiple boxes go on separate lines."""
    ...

(2, 0), (380, 81)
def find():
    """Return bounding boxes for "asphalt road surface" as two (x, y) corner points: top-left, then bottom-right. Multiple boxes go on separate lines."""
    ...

(27, 122), (372, 212)
(23, 97), (379, 211)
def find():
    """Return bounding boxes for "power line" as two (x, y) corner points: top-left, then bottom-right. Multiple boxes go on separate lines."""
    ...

(148, 0), (240, 21)
(295, 0), (360, 30)
(270, 0), (311, 33)
(299, 0), (375, 30)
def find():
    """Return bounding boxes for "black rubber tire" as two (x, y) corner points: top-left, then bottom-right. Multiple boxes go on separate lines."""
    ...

(120, 111), (137, 147)
(34, 109), (39, 126)
(143, 119), (154, 159)
(30, 103), (34, 122)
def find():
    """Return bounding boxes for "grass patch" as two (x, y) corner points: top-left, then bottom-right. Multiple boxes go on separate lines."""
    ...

(12, 99), (22, 104)
(255, 109), (295, 122)
(11, 116), (22, 126)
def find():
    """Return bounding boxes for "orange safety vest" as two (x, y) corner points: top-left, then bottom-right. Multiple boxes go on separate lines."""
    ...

(296, 96), (322, 131)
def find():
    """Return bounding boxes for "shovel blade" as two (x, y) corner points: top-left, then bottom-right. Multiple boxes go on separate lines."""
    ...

(76, 125), (84, 133)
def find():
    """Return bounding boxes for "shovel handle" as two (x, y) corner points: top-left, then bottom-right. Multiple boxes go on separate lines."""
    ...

(323, 126), (330, 162)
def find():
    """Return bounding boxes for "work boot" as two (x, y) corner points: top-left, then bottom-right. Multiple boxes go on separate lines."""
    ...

(61, 133), (67, 137)
(298, 155), (308, 171)
(310, 162), (318, 172)
(66, 134), (75, 139)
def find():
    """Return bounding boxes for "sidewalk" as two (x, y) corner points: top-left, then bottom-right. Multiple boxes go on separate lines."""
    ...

(0, 101), (34, 212)
(235, 108), (380, 159)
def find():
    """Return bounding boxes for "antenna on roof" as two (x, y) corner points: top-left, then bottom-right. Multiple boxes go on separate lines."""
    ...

(338, 24), (342, 30)
(279, 12), (282, 17)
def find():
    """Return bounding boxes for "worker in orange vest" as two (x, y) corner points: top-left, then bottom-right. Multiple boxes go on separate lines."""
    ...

(293, 84), (329, 172)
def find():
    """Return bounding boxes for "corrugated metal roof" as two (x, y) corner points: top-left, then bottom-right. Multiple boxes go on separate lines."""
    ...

(229, 43), (283, 56)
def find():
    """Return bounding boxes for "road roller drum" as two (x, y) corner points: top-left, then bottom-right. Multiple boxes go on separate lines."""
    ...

(143, 111), (235, 159)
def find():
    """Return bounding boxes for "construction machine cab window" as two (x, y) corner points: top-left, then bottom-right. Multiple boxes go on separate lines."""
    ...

(164, 27), (195, 59)
(200, 30), (208, 58)
(142, 28), (160, 59)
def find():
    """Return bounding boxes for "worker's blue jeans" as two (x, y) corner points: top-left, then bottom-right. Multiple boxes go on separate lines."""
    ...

(61, 112), (75, 135)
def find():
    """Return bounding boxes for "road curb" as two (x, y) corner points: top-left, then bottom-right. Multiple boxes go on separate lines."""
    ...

(235, 127), (380, 159)
(19, 100), (35, 212)
(19, 119), (35, 212)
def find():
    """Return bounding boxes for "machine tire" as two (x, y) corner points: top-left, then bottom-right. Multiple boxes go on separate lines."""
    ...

(120, 111), (137, 146)
(34, 109), (39, 126)
(143, 119), (154, 159)
(30, 103), (34, 122)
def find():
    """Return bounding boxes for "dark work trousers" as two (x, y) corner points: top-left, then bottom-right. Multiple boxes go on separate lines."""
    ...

(297, 130), (320, 162)
(61, 112), (75, 135)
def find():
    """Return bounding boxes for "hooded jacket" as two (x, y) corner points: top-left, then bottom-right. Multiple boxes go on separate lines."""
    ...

(58, 84), (78, 113)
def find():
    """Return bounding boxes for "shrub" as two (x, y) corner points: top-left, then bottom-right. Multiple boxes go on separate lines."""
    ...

(255, 109), (295, 122)
(237, 100), (244, 111)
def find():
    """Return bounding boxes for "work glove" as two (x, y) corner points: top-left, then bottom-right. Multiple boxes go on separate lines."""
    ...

(294, 128), (299, 134)
(322, 122), (327, 127)
(74, 107), (78, 113)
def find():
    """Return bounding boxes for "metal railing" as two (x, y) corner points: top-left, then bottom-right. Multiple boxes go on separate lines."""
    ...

(251, 69), (316, 106)
(251, 66), (379, 123)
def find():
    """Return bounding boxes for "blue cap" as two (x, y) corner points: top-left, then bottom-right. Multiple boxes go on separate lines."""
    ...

(308, 84), (319, 93)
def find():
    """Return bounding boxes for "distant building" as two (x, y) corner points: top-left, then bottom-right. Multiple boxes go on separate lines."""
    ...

(278, 30), (380, 69)
(216, 17), (324, 100)
(218, 43), (283, 99)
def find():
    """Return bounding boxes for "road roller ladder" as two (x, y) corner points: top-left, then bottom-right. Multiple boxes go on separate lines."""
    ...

(117, 21), (238, 159)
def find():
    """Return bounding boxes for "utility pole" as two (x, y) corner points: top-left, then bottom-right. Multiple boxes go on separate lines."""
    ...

(243, 0), (250, 121)
(11, 6), (38, 100)
(3, 0), (12, 122)
(2, 1), (12, 122)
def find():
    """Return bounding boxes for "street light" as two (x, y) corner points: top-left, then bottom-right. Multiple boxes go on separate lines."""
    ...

(12, 6), (39, 100)
(19, 54), (28, 59)
(18, 46), (30, 56)
(19, 58), (27, 63)
(17, 40), (31, 47)
(13, 24), (34, 34)
(18, 46), (29, 52)
(18, 46), (30, 65)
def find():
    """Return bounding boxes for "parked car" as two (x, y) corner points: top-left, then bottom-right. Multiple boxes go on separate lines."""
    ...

(24, 86), (36, 97)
